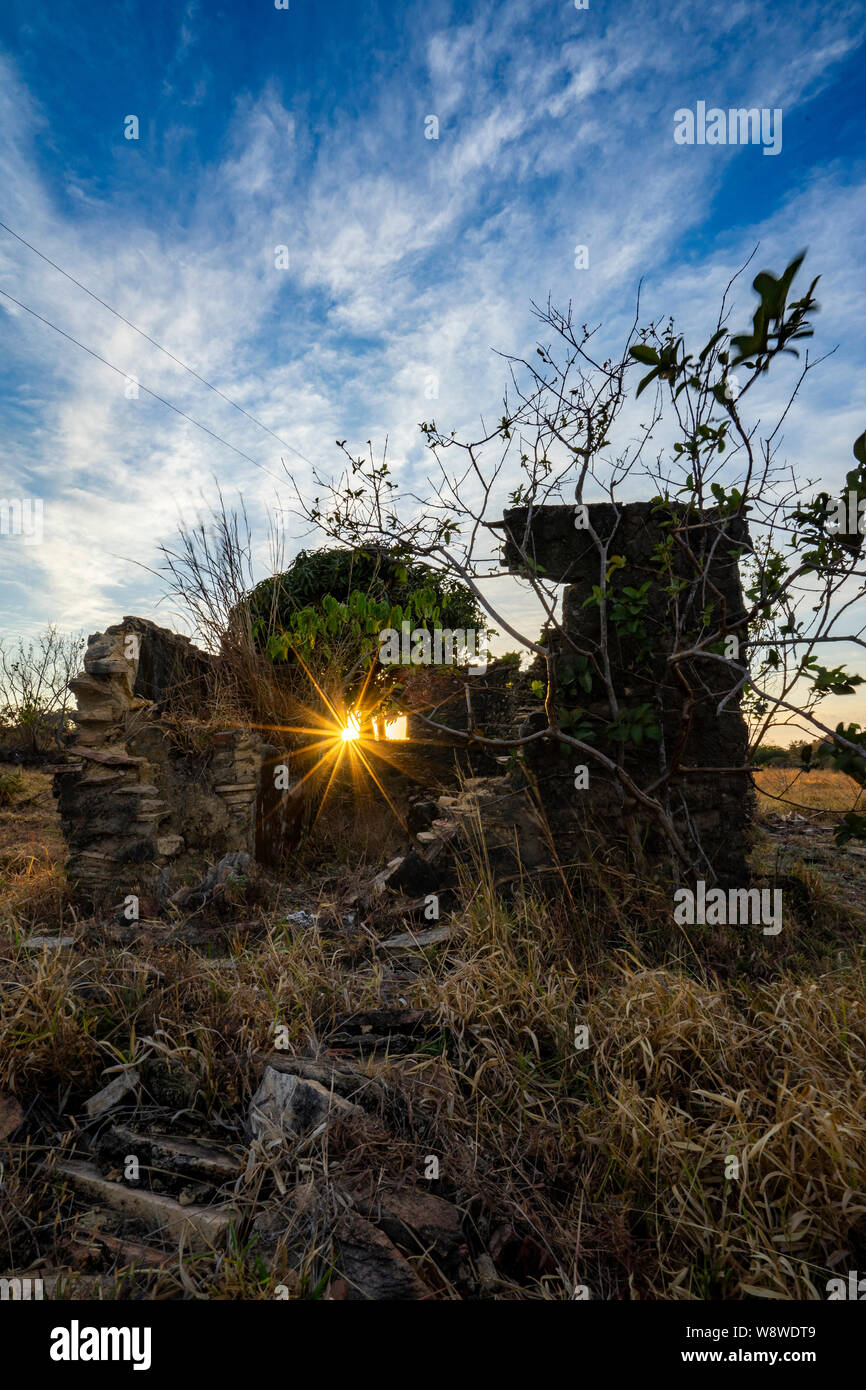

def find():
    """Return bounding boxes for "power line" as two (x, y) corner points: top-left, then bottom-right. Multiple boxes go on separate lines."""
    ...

(0, 285), (289, 487)
(0, 218), (314, 469)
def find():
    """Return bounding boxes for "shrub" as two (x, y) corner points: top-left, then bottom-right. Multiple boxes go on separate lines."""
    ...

(237, 546), (485, 720)
(0, 768), (24, 806)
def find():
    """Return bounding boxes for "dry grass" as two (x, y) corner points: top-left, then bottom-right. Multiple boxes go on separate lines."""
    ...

(754, 767), (864, 821)
(0, 765), (68, 925)
(2, 766), (866, 1299)
(403, 867), (866, 1299)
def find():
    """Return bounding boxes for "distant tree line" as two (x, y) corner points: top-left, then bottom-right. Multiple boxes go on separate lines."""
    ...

(753, 737), (838, 769)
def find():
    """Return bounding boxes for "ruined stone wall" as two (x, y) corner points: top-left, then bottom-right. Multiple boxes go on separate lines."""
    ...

(53, 617), (300, 903)
(55, 503), (756, 904)
(501, 501), (754, 885)
(396, 657), (530, 782)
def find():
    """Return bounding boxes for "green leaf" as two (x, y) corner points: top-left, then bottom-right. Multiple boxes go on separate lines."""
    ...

(636, 367), (661, 398)
(698, 328), (727, 364)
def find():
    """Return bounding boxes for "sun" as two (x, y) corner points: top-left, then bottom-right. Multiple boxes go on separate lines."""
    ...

(340, 712), (362, 741)
(248, 647), (425, 843)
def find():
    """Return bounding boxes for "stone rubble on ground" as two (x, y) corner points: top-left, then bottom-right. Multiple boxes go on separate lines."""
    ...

(83, 1067), (141, 1119)
(249, 1066), (364, 1145)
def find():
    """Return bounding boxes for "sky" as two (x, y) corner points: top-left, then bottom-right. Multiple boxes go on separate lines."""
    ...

(0, 0), (864, 738)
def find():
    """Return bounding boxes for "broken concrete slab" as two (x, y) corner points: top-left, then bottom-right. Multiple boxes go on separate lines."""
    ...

(97, 1126), (241, 1185)
(343, 1183), (466, 1272)
(257, 1054), (388, 1112)
(256, 1054), (416, 1136)
(0, 1092), (24, 1141)
(64, 1218), (172, 1270)
(155, 834), (184, 857)
(282, 909), (319, 928)
(55, 1160), (235, 1250)
(22, 936), (76, 951)
(333, 1008), (441, 1036)
(370, 850), (442, 900)
(65, 747), (146, 767)
(379, 924), (460, 951)
(326, 1008), (448, 1058)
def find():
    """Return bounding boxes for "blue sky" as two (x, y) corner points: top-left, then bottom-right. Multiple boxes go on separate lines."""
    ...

(1, 0), (865, 729)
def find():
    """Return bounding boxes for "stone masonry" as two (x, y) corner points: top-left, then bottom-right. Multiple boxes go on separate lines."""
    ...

(500, 500), (754, 886)
(54, 499), (755, 904)
(53, 617), (300, 903)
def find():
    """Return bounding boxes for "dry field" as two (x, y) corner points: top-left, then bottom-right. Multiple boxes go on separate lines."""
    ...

(1, 763), (865, 1301)
(754, 766), (863, 820)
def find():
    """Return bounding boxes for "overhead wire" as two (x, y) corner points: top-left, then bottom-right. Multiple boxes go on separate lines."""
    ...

(0, 217), (314, 469)
(0, 285), (290, 488)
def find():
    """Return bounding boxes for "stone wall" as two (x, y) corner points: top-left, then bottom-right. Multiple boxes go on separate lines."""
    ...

(55, 501), (756, 903)
(53, 617), (301, 903)
(500, 501), (754, 885)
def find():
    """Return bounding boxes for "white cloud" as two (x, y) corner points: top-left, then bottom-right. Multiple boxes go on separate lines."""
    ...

(0, 0), (862, 728)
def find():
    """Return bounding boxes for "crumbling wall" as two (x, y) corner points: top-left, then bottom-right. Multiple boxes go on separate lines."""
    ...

(500, 501), (754, 885)
(53, 617), (300, 902)
(395, 657), (530, 781)
(56, 500), (755, 906)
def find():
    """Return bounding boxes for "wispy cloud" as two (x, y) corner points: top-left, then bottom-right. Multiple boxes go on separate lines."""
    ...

(0, 0), (863, 725)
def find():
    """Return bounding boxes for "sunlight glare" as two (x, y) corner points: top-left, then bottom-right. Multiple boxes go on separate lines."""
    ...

(341, 712), (362, 741)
